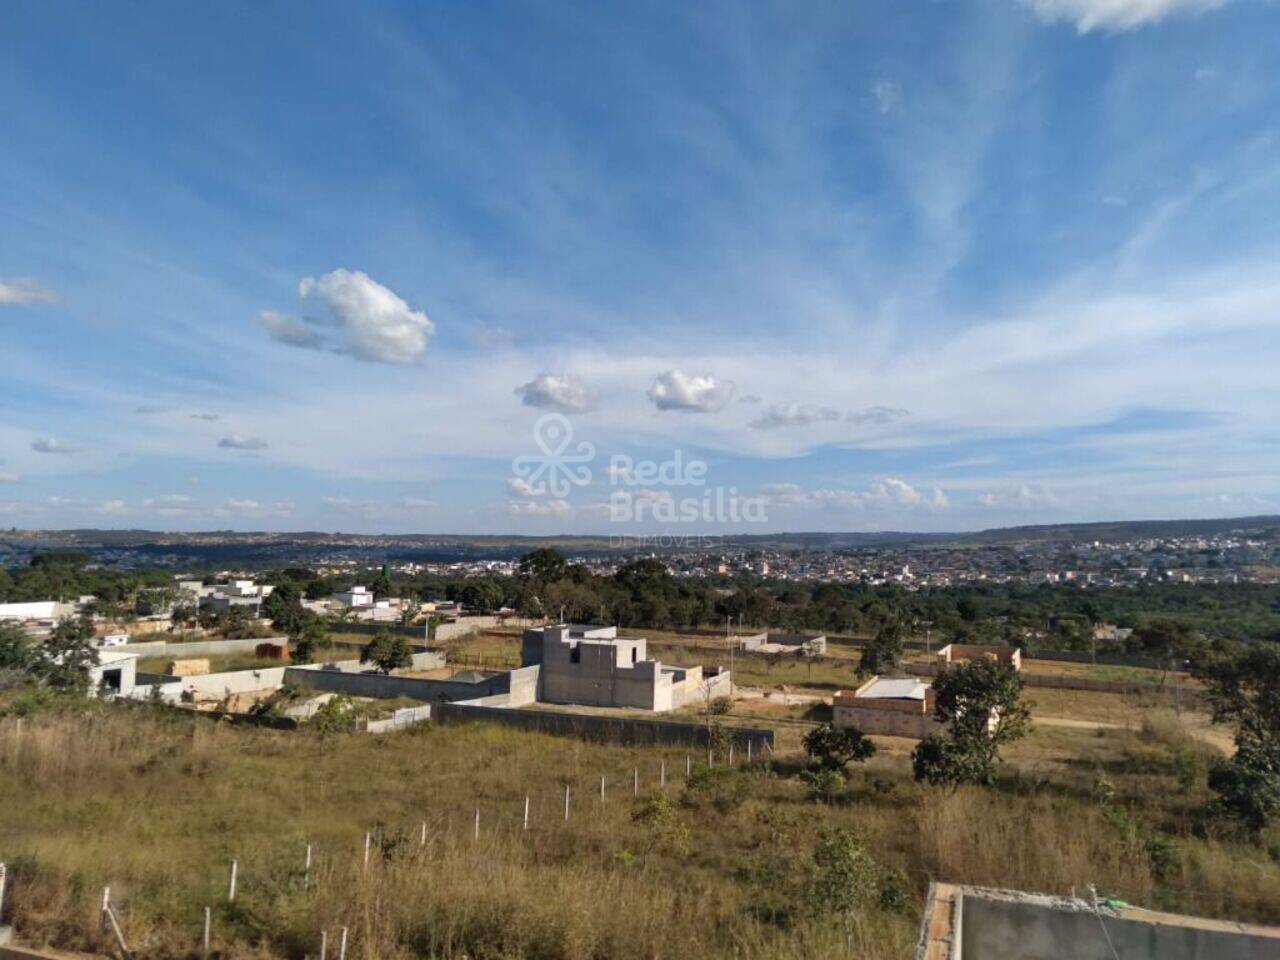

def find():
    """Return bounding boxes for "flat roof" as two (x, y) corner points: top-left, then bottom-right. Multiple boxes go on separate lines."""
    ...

(856, 677), (929, 701)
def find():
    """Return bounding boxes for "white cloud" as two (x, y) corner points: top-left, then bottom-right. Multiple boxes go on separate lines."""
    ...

(31, 437), (79, 454)
(227, 498), (262, 510)
(750, 403), (842, 430)
(647, 370), (735, 413)
(506, 477), (541, 497)
(218, 435), (268, 451)
(507, 498), (571, 517)
(189, 412), (220, 421)
(978, 485), (1060, 509)
(0, 472), (20, 483)
(0, 277), (58, 306)
(259, 309), (325, 349)
(401, 496), (437, 509)
(514, 373), (597, 414)
(293, 268), (435, 364)
(1019, 0), (1228, 32)
(871, 79), (901, 114)
(762, 478), (947, 510)
(847, 406), (910, 426)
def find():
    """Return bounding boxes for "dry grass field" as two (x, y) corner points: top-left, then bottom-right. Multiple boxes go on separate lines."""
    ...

(0, 692), (1276, 960)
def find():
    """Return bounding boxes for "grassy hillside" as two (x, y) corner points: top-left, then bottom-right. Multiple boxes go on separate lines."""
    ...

(1, 698), (1277, 960)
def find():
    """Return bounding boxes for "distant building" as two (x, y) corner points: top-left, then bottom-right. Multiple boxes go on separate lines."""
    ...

(521, 624), (729, 712)
(333, 586), (375, 608)
(936, 643), (1021, 671)
(834, 675), (999, 740)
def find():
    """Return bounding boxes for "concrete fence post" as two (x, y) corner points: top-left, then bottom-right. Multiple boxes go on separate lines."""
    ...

(0, 861), (7, 923)
(686, 754), (691, 777)
(202, 906), (211, 957)
(304, 844), (313, 886)
(564, 784), (570, 821)
(599, 774), (605, 803)
(707, 747), (713, 767)
(319, 930), (328, 960)
(633, 767), (639, 796)
(747, 739), (752, 763)
(100, 886), (110, 935)
(728, 743), (734, 765)
(363, 832), (371, 869)
(420, 820), (427, 847)
(473, 808), (480, 842)
(227, 859), (237, 902)
(338, 926), (348, 960)
(523, 795), (530, 831)
(660, 760), (666, 788)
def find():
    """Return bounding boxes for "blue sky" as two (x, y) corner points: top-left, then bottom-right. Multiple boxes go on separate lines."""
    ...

(1, 0), (1278, 534)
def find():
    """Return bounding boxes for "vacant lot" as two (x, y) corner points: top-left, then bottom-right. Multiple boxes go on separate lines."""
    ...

(0, 695), (1275, 960)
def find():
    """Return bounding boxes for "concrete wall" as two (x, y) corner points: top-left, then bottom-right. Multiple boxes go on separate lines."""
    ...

(366, 705), (433, 733)
(284, 659), (535, 706)
(834, 700), (938, 739)
(113, 636), (287, 658)
(433, 701), (775, 750)
(959, 893), (1280, 960)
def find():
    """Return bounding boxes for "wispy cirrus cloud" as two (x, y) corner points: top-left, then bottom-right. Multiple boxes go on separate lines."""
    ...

(1019, 0), (1229, 32)
(217, 435), (268, 451)
(0, 277), (58, 306)
(31, 437), (79, 454)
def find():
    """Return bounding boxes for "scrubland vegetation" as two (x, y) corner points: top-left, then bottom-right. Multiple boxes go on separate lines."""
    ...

(1, 695), (1277, 960)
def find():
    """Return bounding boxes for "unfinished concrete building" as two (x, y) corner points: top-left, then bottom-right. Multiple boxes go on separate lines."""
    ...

(737, 632), (827, 656)
(936, 643), (1022, 671)
(833, 676), (940, 738)
(522, 624), (729, 712)
(916, 883), (1280, 959)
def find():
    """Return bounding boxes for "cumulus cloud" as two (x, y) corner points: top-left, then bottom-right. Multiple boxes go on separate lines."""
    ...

(31, 437), (79, 454)
(514, 373), (597, 414)
(508, 498), (571, 518)
(506, 477), (541, 497)
(647, 370), (734, 413)
(750, 403), (842, 430)
(977, 485), (1059, 509)
(1019, 0), (1228, 32)
(871, 79), (901, 114)
(762, 478), (947, 510)
(0, 277), (58, 306)
(217, 435), (268, 451)
(259, 270), (434, 363)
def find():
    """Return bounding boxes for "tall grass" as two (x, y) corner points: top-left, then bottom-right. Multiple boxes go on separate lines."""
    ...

(0, 702), (1277, 959)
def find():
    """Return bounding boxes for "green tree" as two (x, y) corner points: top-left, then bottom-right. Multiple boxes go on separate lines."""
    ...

(631, 793), (691, 867)
(262, 582), (305, 635)
(1195, 644), (1280, 833)
(0, 620), (34, 671)
(803, 723), (876, 772)
(291, 613), (328, 663)
(911, 657), (1030, 788)
(517, 548), (567, 586)
(34, 615), (97, 693)
(859, 619), (904, 676)
(806, 828), (878, 923)
(360, 629), (412, 674)
(311, 693), (357, 739)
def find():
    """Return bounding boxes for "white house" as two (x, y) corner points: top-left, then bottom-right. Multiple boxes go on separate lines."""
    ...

(332, 586), (375, 608)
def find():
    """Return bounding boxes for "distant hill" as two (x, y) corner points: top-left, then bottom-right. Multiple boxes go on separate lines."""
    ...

(1, 515), (1277, 566)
